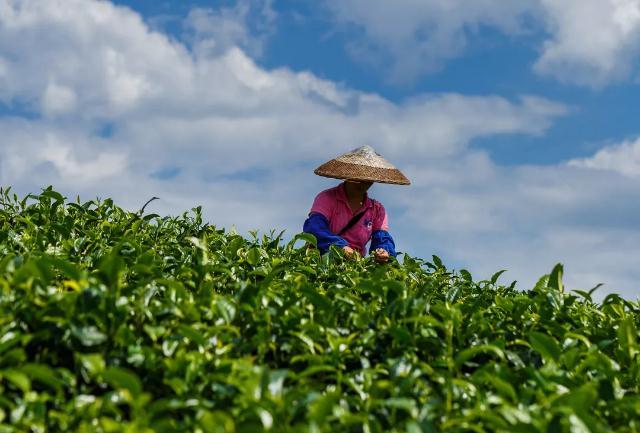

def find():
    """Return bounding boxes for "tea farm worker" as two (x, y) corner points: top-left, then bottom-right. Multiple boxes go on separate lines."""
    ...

(303, 145), (410, 263)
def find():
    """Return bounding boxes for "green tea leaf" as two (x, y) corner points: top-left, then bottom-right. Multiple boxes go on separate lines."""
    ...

(199, 411), (235, 433)
(289, 232), (318, 249)
(71, 325), (107, 347)
(1, 369), (31, 392)
(455, 344), (505, 366)
(548, 263), (564, 292)
(529, 331), (561, 363)
(103, 367), (142, 398)
(617, 317), (638, 360)
(78, 353), (106, 376)
(246, 247), (262, 266)
(98, 249), (124, 288)
(216, 297), (237, 324)
(21, 364), (65, 393)
(490, 270), (507, 285)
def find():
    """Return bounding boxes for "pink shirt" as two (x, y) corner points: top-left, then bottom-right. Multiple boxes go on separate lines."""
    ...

(309, 183), (389, 255)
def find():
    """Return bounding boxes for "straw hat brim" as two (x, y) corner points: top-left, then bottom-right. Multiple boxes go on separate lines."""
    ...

(314, 159), (411, 185)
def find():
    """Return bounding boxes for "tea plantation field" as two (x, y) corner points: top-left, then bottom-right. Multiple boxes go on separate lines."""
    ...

(0, 187), (638, 433)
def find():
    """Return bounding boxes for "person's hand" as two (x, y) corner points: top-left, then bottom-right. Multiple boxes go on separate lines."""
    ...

(342, 246), (356, 259)
(374, 248), (390, 263)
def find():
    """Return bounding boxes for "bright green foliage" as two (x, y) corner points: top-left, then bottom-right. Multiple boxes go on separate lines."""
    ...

(0, 187), (639, 433)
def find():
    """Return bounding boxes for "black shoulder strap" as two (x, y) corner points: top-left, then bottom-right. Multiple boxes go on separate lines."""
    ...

(338, 211), (366, 236)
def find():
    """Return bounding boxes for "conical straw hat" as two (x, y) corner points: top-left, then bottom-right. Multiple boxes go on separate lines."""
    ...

(314, 145), (410, 185)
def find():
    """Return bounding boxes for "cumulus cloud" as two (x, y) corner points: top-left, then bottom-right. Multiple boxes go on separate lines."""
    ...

(0, 0), (638, 299)
(0, 119), (128, 184)
(326, 0), (537, 83)
(324, 0), (640, 86)
(568, 137), (640, 177)
(0, 0), (564, 175)
(535, 0), (640, 86)
(42, 82), (78, 116)
(385, 155), (640, 300)
(184, 0), (276, 58)
(0, 0), (193, 118)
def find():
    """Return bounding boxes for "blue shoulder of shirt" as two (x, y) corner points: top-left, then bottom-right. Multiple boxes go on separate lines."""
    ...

(303, 213), (348, 254)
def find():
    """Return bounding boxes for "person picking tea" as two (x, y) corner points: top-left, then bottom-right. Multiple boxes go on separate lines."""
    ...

(303, 145), (410, 263)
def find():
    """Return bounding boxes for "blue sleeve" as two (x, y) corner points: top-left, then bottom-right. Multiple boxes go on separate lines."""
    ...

(369, 230), (397, 257)
(303, 213), (348, 254)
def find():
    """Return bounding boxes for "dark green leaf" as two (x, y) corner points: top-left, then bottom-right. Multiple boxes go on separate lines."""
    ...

(490, 270), (507, 284)
(528, 331), (561, 363)
(103, 367), (142, 397)
(548, 263), (564, 292)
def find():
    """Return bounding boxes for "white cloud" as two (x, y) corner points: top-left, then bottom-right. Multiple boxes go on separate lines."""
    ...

(42, 82), (77, 115)
(0, 0), (194, 118)
(535, 0), (640, 86)
(386, 155), (640, 300)
(40, 144), (126, 182)
(568, 137), (640, 177)
(0, 0), (562, 194)
(0, 0), (638, 300)
(326, 0), (537, 83)
(324, 0), (640, 86)
(184, 0), (276, 58)
(0, 119), (128, 183)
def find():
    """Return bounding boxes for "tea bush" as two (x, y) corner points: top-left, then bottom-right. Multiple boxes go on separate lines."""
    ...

(0, 187), (638, 432)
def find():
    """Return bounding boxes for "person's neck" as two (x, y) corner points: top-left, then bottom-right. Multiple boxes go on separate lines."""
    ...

(344, 182), (366, 203)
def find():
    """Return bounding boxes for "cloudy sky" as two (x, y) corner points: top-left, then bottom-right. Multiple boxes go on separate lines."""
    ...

(1, 0), (639, 299)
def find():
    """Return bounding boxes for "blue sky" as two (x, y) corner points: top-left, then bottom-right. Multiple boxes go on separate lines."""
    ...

(1, 0), (640, 298)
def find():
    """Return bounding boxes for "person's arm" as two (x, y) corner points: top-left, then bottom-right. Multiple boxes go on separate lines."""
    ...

(369, 230), (397, 257)
(303, 213), (348, 254)
(369, 201), (397, 259)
